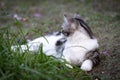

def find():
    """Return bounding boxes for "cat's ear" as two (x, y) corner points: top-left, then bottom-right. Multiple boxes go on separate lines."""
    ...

(63, 14), (69, 24)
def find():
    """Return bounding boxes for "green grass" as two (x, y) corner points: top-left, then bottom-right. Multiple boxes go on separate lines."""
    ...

(0, 0), (120, 80)
(0, 26), (92, 80)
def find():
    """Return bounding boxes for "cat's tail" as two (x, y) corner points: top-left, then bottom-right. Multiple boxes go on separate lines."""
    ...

(86, 49), (100, 67)
(81, 49), (100, 71)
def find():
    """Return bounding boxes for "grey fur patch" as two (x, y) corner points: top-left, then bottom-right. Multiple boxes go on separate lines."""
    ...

(74, 18), (94, 39)
(86, 49), (100, 66)
(55, 38), (67, 46)
(47, 31), (62, 36)
(55, 38), (67, 56)
(53, 31), (62, 36)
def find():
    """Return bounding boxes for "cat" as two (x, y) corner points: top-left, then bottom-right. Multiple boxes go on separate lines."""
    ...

(11, 14), (100, 71)
(61, 14), (100, 71)
(11, 31), (66, 58)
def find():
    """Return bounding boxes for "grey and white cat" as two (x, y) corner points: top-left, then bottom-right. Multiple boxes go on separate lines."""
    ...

(61, 14), (100, 71)
(11, 14), (100, 71)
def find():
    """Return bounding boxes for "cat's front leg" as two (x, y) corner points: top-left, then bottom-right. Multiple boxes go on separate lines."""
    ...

(60, 56), (73, 69)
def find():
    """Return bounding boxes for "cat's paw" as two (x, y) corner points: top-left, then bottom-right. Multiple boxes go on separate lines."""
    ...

(81, 59), (93, 71)
(65, 64), (73, 69)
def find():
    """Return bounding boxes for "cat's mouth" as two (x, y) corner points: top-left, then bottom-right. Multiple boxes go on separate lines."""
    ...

(61, 30), (70, 37)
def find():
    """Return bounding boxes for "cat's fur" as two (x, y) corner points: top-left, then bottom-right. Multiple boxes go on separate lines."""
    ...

(11, 31), (66, 58)
(61, 14), (100, 71)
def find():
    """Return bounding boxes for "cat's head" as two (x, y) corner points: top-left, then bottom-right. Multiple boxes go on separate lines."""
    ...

(61, 13), (94, 39)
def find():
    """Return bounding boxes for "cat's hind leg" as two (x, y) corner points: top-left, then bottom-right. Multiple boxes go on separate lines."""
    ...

(80, 59), (93, 71)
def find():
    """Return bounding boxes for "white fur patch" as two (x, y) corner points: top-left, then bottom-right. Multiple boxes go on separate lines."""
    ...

(62, 30), (99, 71)
(81, 59), (93, 71)
(62, 31), (99, 64)
(11, 33), (64, 58)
